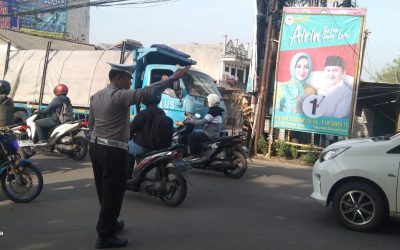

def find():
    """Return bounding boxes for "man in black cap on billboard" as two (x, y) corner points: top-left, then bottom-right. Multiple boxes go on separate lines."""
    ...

(317, 55), (353, 118)
(89, 62), (189, 248)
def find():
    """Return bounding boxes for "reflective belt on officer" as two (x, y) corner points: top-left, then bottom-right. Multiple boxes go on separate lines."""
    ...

(90, 136), (128, 150)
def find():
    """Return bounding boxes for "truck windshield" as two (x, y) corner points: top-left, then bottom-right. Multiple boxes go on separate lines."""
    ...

(182, 70), (220, 97)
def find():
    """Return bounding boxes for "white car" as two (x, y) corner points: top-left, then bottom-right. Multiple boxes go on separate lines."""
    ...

(311, 132), (400, 231)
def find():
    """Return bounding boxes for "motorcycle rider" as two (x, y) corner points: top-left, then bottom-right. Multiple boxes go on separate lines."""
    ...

(0, 80), (14, 126)
(185, 93), (224, 159)
(34, 83), (73, 143)
(128, 95), (159, 157)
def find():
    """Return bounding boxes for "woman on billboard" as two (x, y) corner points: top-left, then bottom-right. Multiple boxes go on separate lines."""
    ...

(277, 52), (316, 113)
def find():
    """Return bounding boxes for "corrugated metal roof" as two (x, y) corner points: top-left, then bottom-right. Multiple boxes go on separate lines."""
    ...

(358, 81), (400, 106)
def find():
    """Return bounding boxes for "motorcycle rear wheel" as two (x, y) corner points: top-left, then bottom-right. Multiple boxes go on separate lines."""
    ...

(1, 163), (43, 203)
(223, 150), (247, 179)
(70, 137), (88, 161)
(160, 167), (187, 207)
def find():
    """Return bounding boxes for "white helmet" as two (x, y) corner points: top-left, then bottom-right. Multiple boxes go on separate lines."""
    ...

(207, 94), (221, 107)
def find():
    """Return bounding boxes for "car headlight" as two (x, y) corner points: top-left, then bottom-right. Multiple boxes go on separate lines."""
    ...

(319, 147), (350, 162)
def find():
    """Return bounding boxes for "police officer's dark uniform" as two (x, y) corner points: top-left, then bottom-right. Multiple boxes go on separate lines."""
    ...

(89, 62), (189, 249)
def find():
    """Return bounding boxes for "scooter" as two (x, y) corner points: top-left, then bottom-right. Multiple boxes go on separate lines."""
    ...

(126, 144), (190, 207)
(173, 122), (248, 179)
(12, 114), (89, 160)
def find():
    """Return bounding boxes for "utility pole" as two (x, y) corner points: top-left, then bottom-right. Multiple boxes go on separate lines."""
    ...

(39, 41), (52, 108)
(253, 0), (279, 155)
(349, 29), (369, 138)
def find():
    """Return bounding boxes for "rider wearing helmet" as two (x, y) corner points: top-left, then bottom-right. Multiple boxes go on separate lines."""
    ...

(34, 83), (73, 143)
(128, 93), (174, 158)
(0, 80), (14, 126)
(186, 93), (224, 157)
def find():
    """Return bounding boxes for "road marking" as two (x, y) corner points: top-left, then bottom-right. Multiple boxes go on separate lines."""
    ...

(0, 231), (3, 236)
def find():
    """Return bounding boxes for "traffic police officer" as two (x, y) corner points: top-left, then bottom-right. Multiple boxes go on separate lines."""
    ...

(89, 62), (189, 249)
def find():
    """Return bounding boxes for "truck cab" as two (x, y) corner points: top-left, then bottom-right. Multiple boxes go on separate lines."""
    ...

(131, 45), (224, 124)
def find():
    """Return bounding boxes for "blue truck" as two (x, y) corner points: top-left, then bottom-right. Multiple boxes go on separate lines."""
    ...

(132, 45), (225, 123)
(5, 45), (224, 124)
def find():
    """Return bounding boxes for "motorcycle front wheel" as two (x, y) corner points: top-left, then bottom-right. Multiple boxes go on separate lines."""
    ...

(1, 163), (43, 203)
(223, 150), (248, 179)
(70, 137), (88, 161)
(160, 167), (187, 207)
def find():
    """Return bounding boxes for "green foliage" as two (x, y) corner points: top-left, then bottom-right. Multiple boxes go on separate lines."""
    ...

(300, 152), (319, 164)
(376, 58), (400, 83)
(275, 140), (294, 159)
(290, 146), (298, 159)
(300, 144), (320, 164)
(257, 136), (268, 155)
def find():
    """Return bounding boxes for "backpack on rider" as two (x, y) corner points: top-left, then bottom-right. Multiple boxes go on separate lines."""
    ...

(56, 101), (74, 123)
(148, 108), (173, 150)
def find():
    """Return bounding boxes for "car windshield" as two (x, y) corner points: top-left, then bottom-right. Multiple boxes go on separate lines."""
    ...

(182, 70), (220, 97)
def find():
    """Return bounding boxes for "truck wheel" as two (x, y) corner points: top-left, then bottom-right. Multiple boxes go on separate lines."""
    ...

(14, 111), (28, 124)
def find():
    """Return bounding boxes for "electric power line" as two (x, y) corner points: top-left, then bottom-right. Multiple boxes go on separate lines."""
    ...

(105, 0), (180, 8)
(0, 0), (177, 17)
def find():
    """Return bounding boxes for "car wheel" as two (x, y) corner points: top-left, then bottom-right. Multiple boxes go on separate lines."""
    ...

(332, 181), (386, 231)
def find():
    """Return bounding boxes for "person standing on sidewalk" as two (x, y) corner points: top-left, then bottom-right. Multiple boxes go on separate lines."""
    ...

(89, 62), (189, 249)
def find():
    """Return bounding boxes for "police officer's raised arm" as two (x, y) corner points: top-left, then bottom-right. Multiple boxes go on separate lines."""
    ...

(119, 66), (190, 107)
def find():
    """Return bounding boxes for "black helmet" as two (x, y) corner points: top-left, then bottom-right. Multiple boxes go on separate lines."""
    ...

(0, 80), (11, 95)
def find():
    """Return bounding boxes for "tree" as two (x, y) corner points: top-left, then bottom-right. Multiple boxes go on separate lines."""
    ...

(376, 58), (400, 83)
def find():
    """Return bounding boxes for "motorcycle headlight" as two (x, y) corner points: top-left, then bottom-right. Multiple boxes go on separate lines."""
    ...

(319, 147), (350, 162)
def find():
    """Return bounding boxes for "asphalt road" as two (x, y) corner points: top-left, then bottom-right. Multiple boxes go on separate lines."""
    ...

(0, 154), (399, 250)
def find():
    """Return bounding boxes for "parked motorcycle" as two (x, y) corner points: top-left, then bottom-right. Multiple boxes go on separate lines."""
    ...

(12, 114), (88, 160)
(0, 126), (43, 203)
(126, 145), (190, 207)
(173, 122), (248, 178)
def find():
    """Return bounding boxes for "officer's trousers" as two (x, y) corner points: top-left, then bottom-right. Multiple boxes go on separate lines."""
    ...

(89, 142), (127, 238)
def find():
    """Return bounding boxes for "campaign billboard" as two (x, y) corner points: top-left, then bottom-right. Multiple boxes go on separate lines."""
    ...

(271, 7), (366, 136)
(0, 0), (67, 39)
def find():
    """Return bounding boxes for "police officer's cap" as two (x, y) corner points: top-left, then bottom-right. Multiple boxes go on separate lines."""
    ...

(107, 62), (136, 75)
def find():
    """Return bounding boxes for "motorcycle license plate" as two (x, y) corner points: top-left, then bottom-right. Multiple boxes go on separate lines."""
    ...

(18, 140), (35, 147)
(174, 160), (191, 171)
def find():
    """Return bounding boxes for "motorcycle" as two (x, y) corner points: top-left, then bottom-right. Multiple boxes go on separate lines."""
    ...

(126, 144), (190, 207)
(0, 126), (43, 203)
(12, 114), (89, 161)
(173, 122), (248, 179)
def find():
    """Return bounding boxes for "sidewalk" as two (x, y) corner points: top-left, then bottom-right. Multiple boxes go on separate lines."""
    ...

(249, 155), (314, 169)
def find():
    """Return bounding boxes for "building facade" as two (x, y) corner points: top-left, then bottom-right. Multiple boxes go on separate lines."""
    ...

(0, 0), (89, 42)
(172, 38), (251, 127)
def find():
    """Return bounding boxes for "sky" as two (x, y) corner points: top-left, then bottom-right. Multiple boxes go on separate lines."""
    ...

(89, 0), (400, 81)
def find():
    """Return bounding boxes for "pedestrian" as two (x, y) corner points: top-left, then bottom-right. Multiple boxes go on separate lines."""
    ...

(0, 80), (14, 126)
(88, 62), (189, 249)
